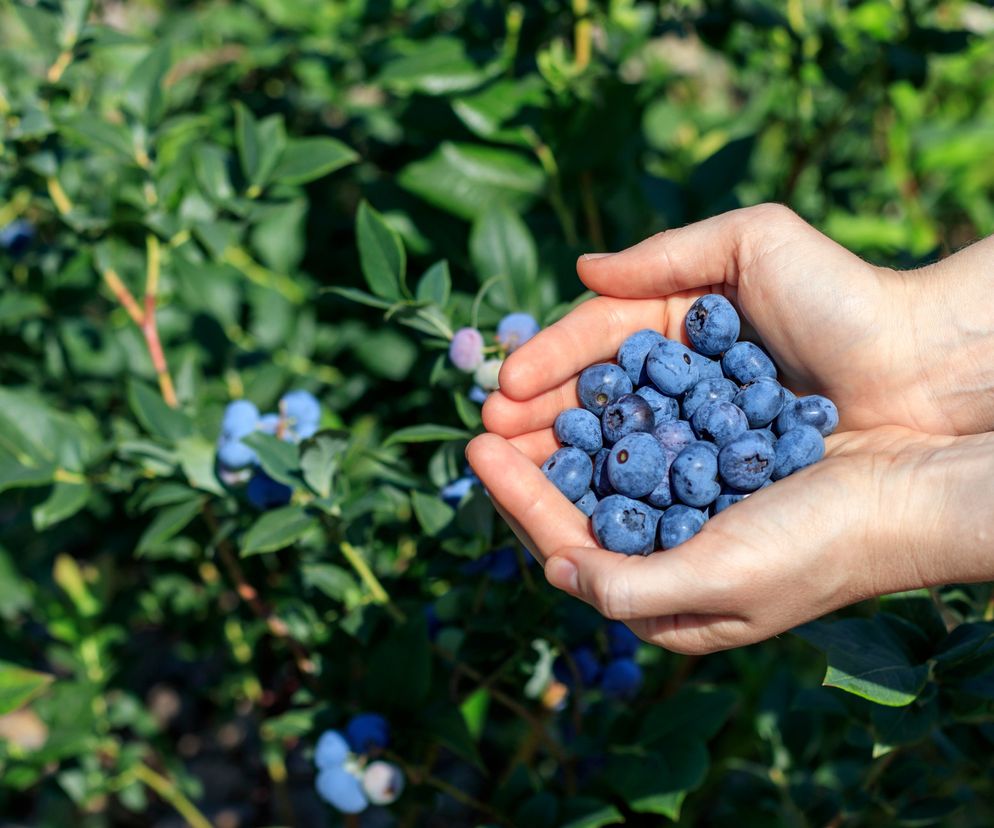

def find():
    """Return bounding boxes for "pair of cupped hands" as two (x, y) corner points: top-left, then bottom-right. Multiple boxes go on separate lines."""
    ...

(467, 204), (994, 655)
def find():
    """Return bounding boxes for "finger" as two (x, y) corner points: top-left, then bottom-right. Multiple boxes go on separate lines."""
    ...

(544, 538), (733, 621)
(500, 295), (696, 402)
(633, 613), (756, 656)
(465, 434), (595, 560)
(577, 203), (804, 299)
(483, 380), (579, 439)
(507, 428), (559, 466)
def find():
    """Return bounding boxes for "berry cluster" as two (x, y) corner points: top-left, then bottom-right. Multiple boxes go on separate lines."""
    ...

(542, 295), (838, 554)
(553, 621), (643, 701)
(448, 312), (540, 401)
(314, 714), (405, 814)
(216, 390), (321, 509)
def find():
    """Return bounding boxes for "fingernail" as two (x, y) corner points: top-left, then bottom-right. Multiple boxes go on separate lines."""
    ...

(581, 252), (614, 261)
(546, 557), (579, 593)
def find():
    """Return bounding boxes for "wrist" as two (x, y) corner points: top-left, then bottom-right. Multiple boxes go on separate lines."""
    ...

(897, 242), (994, 434)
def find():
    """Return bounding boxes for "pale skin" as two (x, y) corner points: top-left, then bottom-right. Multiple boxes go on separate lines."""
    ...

(467, 203), (994, 656)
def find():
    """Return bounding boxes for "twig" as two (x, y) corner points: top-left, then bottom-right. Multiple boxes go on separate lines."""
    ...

(340, 542), (406, 622)
(573, 0), (592, 71)
(579, 171), (605, 251)
(384, 750), (508, 825)
(132, 762), (213, 828)
(525, 129), (579, 246)
(203, 504), (316, 678)
(99, 235), (178, 408)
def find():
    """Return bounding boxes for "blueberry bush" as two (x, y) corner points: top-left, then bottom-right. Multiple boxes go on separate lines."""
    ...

(3, 1), (994, 826)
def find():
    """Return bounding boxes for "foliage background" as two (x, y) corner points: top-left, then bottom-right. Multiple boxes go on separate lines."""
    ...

(2, 0), (994, 826)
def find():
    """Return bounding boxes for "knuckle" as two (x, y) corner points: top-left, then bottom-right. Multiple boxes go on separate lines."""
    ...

(588, 571), (624, 620)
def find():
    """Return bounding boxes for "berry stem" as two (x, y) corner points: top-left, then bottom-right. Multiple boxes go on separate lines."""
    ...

(131, 762), (212, 828)
(203, 504), (317, 679)
(573, 0), (592, 71)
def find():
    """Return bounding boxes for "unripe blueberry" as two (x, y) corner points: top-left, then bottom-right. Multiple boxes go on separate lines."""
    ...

(449, 327), (485, 372)
(474, 358), (503, 391)
(362, 761), (406, 805)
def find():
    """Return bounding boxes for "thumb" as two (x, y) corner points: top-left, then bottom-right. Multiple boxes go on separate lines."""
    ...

(577, 203), (806, 298)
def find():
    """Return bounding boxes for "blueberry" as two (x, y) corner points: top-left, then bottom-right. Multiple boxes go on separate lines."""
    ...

(645, 339), (699, 396)
(591, 494), (660, 555)
(474, 358), (503, 391)
(775, 395), (839, 437)
(644, 447), (679, 508)
(682, 377), (738, 420)
(345, 713), (390, 753)
(591, 448), (614, 498)
(607, 432), (667, 499)
(670, 442), (721, 507)
(606, 622), (640, 659)
(496, 312), (540, 352)
(713, 480), (772, 514)
(218, 439), (257, 471)
(772, 425), (825, 480)
(0, 219), (34, 258)
(659, 505), (708, 549)
(468, 385), (489, 404)
(734, 377), (785, 428)
(653, 419), (696, 454)
(635, 386), (679, 426)
(542, 447), (593, 502)
(690, 400), (749, 447)
(575, 490), (598, 517)
(718, 430), (776, 491)
(259, 412), (287, 439)
(315, 766), (369, 813)
(449, 327), (485, 372)
(685, 294), (740, 356)
(315, 730), (350, 769)
(721, 341), (777, 383)
(485, 546), (523, 581)
(600, 658), (644, 699)
(601, 393), (654, 444)
(577, 363), (633, 416)
(362, 761), (406, 805)
(555, 408), (603, 454)
(440, 475), (476, 507)
(692, 351), (725, 381)
(221, 399), (260, 439)
(246, 472), (293, 509)
(756, 427), (777, 446)
(554, 645), (602, 686)
(280, 389), (321, 431)
(617, 329), (665, 384)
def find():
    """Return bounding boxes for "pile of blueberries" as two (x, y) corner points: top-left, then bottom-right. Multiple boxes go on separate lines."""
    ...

(216, 389), (322, 510)
(542, 295), (838, 554)
(314, 713), (405, 813)
(554, 621), (644, 701)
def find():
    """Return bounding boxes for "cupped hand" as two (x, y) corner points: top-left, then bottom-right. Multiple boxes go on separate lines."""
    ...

(483, 203), (967, 440)
(467, 426), (990, 654)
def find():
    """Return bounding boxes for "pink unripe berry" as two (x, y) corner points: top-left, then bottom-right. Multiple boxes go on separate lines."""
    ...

(449, 327), (484, 372)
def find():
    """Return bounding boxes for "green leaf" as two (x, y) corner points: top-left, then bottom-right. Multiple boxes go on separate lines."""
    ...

(398, 142), (545, 221)
(0, 662), (54, 717)
(411, 490), (455, 536)
(60, 116), (134, 162)
(418, 702), (484, 770)
(453, 392), (482, 429)
(415, 260), (451, 306)
(127, 380), (192, 443)
(795, 615), (930, 706)
(384, 424), (472, 447)
(0, 448), (56, 494)
(123, 41), (170, 124)
(323, 286), (395, 310)
(241, 433), (301, 488)
(53, 553), (100, 617)
(301, 563), (356, 602)
(364, 616), (432, 709)
(271, 137), (358, 185)
(241, 506), (317, 557)
(32, 481), (90, 531)
(452, 76), (546, 145)
(559, 798), (625, 828)
(641, 685), (739, 744)
(605, 740), (709, 819)
(175, 436), (226, 496)
(300, 431), (349, 499)
(136, 497), (204, 556)
(469, 205), (537, 310)
(356, 201), (406, 300)
(378, 36), (488, 95)
(194, 144), (235, 203)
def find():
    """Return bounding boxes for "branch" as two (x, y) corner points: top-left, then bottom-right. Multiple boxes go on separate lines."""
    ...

(132, 762), (213, 828)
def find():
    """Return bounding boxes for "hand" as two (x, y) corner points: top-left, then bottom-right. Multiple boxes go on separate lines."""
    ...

(469, 204), (994, 652)
(467, 427), (994, 654)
